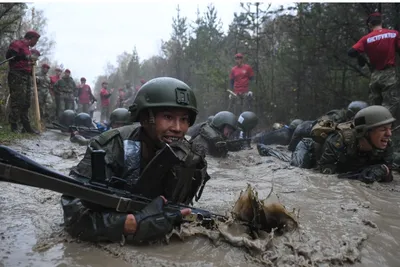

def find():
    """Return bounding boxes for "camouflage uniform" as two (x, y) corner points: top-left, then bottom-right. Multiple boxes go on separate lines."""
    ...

(190, 122), (228, 158)
(35, 69), (54, 122)
(369, 67), (399, 118)
(8, 71), (32, 128)
(317, 129), (393, 182)
(54, 76), (76, 118)
(62, 124), (209, 242)
(228, 93), (253, 116)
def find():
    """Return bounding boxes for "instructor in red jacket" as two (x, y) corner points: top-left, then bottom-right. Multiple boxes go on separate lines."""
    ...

(348, 12), (400, 121)
(229, 53), (254, 115)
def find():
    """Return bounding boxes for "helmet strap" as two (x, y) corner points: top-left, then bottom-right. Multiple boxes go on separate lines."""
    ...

(364, 131), (382, 154)
(148, 109), (155, 124)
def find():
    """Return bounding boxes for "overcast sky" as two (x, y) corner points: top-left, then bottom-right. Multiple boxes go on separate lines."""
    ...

(33, 2), (251, 85)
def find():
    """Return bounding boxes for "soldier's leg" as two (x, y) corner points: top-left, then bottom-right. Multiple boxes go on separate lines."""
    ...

(44, 92), (53, 123)
(38, 91), (46, 119)
(20, 76), (36, 133)
(7, 72), (23, 132)
(57, 96), (66, 121)
(82, 103), (89, 113)
(369, 71), (383, 106)
(65, 96), (74, 111)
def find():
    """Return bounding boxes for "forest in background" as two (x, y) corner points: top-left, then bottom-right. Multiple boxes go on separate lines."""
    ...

(1, 3), (399, 127)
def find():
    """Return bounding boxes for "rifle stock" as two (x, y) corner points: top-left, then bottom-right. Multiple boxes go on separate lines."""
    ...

(0, 145), (226, 228)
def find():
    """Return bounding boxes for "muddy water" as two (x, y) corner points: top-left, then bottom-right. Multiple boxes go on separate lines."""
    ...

(1, 131), (400, 266)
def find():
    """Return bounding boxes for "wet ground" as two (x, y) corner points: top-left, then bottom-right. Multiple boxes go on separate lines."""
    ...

(1, 126), (400, 267)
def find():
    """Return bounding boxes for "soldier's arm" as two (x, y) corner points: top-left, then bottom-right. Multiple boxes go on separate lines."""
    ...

(62, 132), (128, 242)
(317, 132), (343, 174)
(60, 195), (127, 242)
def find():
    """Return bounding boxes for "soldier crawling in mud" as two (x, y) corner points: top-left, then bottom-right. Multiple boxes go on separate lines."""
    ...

(61, 77), (210, 243)
(291, 106), (394, 183)
(190, 111), (238, 158)
(253, 119), (303, 146)
(36, 63), (54, 125)
(186, 115), (214, 137)
(288, 101), (369, 151)
(70, 108), (132, 146)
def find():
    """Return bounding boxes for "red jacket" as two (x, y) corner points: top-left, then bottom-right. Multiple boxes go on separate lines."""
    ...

(230, 64), (254, 94)
(353, 28), (400, 70)
(49, 75), (61, 96)
(7, 39), (32, 73)
(78, 84), (93, 104)
(100, 88), (112, 107)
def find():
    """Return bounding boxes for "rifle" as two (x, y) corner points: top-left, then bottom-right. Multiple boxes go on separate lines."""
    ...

(216, 138), (252, 152)
(52, 122), (102, 139)
(0, 145), (226, 229)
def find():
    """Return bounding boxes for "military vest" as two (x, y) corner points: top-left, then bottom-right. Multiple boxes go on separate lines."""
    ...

(199, 123), (225, 144)
(94, 124), (209, 205)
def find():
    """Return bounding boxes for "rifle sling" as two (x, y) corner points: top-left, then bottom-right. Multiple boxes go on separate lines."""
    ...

(0, 162), (144, 213)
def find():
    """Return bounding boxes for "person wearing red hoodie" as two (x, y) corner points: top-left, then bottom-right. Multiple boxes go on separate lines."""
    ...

(77, 77), (96, 113)
(100, 81), (114, 121)
(229, 53), (254, 115)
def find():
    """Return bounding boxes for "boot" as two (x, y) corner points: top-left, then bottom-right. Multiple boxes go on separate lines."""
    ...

(22, 122), (40, 135)
(10, 123), (19, 133)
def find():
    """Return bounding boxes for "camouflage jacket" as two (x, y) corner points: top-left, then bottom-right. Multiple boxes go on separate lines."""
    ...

(54, 76), (76, 95)
(319, 109), (349, 124)
(191, 123), (228, 158)
(317, 129), (393, 181)
(35, 70), (51, 93)
(61, 124), (209, 242)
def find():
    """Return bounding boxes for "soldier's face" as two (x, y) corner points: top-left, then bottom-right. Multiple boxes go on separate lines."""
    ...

(223, 125), (235, 137)
(235, 57), (243, 65)
(42, 67), (49, 74)
(56, 70), (62, 76)
(153, 108), (190, 144)
(369, 123), (392, 149)
(64, 72), (70, 78)
(29, 37), (39, 47)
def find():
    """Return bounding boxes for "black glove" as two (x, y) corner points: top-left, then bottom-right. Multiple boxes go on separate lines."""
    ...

(359, 164), (388, 184)
(132, 196), (182, 242)
(357, 55), (367, 67)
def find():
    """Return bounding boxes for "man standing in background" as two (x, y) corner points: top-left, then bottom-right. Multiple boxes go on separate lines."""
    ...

(100, 81), (114, 121)
(36, 63), (54, 124)
(50, 67), (62, 118)
(5, 30), (41, 134)
(53, 69), (76, 119)
(229, 53), (254, 115)
(77, 77), (96, 113)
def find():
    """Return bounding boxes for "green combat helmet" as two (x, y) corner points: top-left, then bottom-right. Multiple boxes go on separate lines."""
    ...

(238, 111), (258, 131)
(207, 115), (215, 124)
(110, 108), (131, 126)
(354, 105), (395, 138)
(289, 119), (303, 130)
(60, 109), (76, 127)
(129, 77), (198, 126)
(211, 111), (237, 130)
(347, 101), (368, 118)
(75, 112), (93, 128)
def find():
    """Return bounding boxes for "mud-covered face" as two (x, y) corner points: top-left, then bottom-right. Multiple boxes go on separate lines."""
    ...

(368, 123), (392, 149)
(223, 125), (235, 138)
(153, 108), (190, 144)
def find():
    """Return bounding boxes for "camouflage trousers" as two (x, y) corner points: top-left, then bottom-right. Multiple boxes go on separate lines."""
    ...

(228, 92), (253, 116)
(369, 67), (400, 121)
(101, 105), (110, 122)
(55, 92), (74, 120)
(38, 88), (54, 122)
(370, 67), (400, 151)
(78, 103), (90, 113)
(8, 71), (32, 126)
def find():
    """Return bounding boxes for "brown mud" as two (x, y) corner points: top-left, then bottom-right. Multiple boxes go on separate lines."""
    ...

(1, 129), (400, 267)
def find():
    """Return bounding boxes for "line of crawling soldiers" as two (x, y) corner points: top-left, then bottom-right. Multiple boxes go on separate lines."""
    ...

(11, 11), (400, 245)
(5, 29), (146, 134)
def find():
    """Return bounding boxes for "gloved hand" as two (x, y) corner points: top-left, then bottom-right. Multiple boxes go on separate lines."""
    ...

(131, 196), (185, 242)
(359, 164), (389, 184)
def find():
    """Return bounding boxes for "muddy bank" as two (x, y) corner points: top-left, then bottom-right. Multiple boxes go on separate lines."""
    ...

(1, 131), (400, 266)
